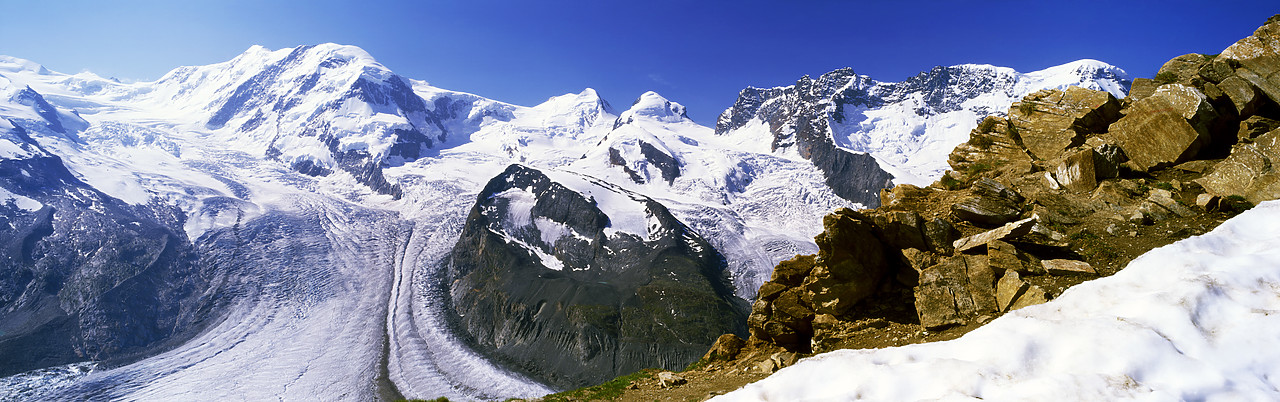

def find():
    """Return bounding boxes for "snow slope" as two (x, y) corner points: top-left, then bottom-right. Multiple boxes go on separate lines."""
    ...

(719, 200), (1280, 401)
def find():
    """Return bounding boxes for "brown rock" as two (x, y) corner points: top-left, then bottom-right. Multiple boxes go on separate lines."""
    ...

(1128, 78), (1159, 101)
(1195, 128), (1280, 204)
(772, 289), (815, 333)
(1008, 87), (1123, 160)
(923, 218), (960, 254)
(952, 216), (1037, 253)
(995, 270), (1029, 312)
(772, 254), (816, 286)
(987, 239), (1043, 275)
(1219, 75), (1264, 117)
(1147, 188), (1196, 217)
(952, 178), (1026, 226)
(897, 248), (938, 287)
(770, 351), (801, 369)
(806, 213), (891, 316)
(1239, 116), (1280, 142)
(1007, 285), (1049, 311)
(1053, 147), (1099, 192)
(1043, 259), (1096, 275)
(869, 211), (928, 251)
(1197, 57), (1238, 84)
(948, 116), (1034, 177)
(913, 255), (998, 330)
(1108, 83), (1219, 171)
(658, 371), (687, 387)
(758, 282), (787, 303)
(880, 184), (926, 208)
(1156, 53), (1210, 85)
(702, 334), (746, 362)
(1196, 193), (1220, 209)
(1221, 16), (1280, 104)
(1090, 142), (1127, 180)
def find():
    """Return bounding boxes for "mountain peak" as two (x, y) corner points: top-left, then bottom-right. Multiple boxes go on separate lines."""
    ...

(614, 91), (689, 128)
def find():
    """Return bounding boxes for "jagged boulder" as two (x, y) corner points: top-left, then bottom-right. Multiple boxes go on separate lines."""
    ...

(805, 211), (892, 316)
(1239, 116), (1280, 142)
(913, 255), (998, 330)
(1128, 78), (1160, 101)
(952, 178), (1026, 226)
(952, 217), (1038, 253)
(702, 334), (746, 362)
(1220, 15), (1280, 105)
(1108, 83), (1219, 171)
(1196, 128), (1280, 203)
(1052, 147), (1100, 192)
(949, 116), (1034, 175)
(987, 239), (1043, 275)
(1007, 87), (1122, 160)
(995, 270), (1049, 312)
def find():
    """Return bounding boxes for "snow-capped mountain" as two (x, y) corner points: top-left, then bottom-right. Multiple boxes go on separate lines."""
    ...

(0, 45), (1130, 400)
(717, 60), (1131, 184)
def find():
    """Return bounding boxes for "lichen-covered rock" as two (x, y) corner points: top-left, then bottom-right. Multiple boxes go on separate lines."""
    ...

(1007, 87), (1122, 160)
(1108, 83), (1219, 171)
(923, 218), (961, 255)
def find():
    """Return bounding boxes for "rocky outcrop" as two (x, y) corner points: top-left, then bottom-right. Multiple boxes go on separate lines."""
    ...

(1108, 84), (1220, 171)
(1196, 128), (1280, 203)
(1009, 87), (1123, 160)
(0, 146), (213, 377)
(446, 164), (746, 388)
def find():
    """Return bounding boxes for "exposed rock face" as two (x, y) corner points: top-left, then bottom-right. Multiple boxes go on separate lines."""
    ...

(0, 134), (213, 377)
(1108, 83), (1219, 171)
(746, 209), (895, 351)
(1221, 15), (1280, 106)
(715, 70), (895, 206)
(447, 164), (746, 388)
(914, 255), (997, 330)
(952, 178), (1026, 226)
(949, 116), (1034, 177)
(1008, 87), (1122, 160)
(1196, 128), (1280, 203)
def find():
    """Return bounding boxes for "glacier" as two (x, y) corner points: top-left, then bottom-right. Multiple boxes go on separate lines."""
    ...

(0, 45), (1130, 400)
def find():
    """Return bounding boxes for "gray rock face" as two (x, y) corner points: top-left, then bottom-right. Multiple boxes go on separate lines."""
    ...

(446, 164), (747, 388)
(0, 151), (213, 377)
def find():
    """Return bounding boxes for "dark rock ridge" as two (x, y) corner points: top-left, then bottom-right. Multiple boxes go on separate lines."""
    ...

(446, 164), (747, 389)
(0, 122), (214, 377)
(715, 70), (894, 206)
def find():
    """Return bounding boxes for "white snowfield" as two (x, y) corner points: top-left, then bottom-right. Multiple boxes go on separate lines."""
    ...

(719, 200), (1280, 401)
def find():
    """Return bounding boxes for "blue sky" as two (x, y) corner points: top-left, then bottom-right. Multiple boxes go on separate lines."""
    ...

(2, 1), (1276, 124)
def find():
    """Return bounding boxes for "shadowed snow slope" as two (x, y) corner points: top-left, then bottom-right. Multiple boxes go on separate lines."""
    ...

(719, 200), (1280, 401)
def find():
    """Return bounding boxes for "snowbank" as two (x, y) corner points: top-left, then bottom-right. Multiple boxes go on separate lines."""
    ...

(719, 200), (1280, 401)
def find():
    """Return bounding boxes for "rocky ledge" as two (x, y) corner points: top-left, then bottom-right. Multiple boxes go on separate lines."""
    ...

(625, 13), (1280, 394)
